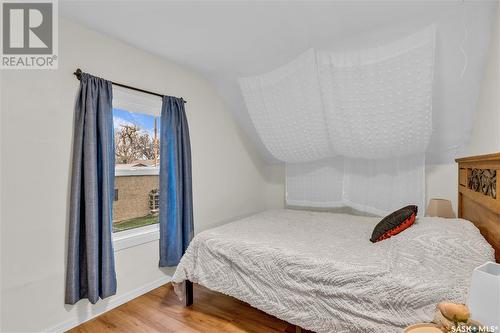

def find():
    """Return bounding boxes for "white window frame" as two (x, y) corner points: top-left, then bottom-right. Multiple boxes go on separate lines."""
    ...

(112, 86), (162, 251)
(113, 223), (160, 252)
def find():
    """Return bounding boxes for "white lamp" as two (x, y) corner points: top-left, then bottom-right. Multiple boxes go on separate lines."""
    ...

(467, 261), (500, 327)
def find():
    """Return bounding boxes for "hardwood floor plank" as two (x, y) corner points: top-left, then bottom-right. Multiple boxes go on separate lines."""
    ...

(115, 301), (182, 332)
(67, 283), (311, 333)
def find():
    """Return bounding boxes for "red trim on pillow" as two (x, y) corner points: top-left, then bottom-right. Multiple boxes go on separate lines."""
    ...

(375, 213), (416, 242)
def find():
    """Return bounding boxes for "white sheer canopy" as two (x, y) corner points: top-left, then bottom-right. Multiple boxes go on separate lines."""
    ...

(239, 26), (436, 215)
(317, 26), (435, 159)
(239, 50), (330, 163)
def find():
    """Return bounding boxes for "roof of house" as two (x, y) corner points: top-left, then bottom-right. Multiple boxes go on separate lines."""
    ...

(116, 159), (159, 169)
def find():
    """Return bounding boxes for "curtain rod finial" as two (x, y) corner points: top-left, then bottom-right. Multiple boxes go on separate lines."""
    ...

(74, 68), (83, 80)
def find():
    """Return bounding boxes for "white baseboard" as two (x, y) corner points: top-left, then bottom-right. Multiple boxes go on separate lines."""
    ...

(46, 275), (172, 333)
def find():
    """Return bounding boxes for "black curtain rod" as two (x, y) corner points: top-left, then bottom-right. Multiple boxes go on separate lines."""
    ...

(73, 68), (186, 103)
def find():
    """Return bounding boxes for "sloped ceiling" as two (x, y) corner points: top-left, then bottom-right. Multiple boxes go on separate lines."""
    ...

(60, 1), (498, 163)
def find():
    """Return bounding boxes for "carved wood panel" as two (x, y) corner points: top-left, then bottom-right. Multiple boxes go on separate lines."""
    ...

(467, 168), (496, 199)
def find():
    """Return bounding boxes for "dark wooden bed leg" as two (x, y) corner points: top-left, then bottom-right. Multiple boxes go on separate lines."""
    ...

(184, 280), (193, 307)
(295, 325), (302, 333)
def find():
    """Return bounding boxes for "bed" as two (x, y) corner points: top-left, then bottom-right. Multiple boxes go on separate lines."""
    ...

(171, 153), (499, 333)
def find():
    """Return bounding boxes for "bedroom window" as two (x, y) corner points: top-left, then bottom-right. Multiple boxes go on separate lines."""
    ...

(113, 108), (160, 233)
(111, 87), (162, 250)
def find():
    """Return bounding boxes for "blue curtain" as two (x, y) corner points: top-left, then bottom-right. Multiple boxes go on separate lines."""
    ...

(159, 96), (194, 267)
(65, 73), (116, 305)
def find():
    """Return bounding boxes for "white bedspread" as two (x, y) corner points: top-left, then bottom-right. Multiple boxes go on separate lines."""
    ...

(172, 209), (494, 333)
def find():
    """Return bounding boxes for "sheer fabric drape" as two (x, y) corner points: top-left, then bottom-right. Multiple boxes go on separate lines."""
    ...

(240, 26), (435, 215)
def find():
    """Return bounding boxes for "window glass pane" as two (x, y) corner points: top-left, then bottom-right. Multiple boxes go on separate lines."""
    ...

(112, 108), (160, 233)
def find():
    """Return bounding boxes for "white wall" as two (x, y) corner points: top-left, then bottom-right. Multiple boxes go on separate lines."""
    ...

(426, 3), (500, 214)
(0, 18), (284, 333)
(467, 2), (500, 155)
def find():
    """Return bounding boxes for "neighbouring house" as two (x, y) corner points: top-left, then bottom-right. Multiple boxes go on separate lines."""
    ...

(113, 160), (160, 223)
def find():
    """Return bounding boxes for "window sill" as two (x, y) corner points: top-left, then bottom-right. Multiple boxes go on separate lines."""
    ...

(112, 224), (160, 252)
(115, 167), (159, 177)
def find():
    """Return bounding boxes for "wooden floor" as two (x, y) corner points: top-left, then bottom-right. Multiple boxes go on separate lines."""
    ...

(68, 283), (313, 333)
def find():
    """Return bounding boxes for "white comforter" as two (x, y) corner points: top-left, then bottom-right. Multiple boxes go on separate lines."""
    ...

(172, 209), (494, 333)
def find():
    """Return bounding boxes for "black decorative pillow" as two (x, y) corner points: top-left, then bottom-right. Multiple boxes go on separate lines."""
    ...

(370, 205), (418, 243)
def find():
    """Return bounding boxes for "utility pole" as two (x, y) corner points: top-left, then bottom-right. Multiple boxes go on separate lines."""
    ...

(153, 117), (158, 167)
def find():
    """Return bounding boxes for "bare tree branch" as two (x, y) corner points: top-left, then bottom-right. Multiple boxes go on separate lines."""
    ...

(115, 124), (157, 164)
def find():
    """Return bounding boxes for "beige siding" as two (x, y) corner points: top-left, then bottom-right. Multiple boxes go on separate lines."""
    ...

(113, 175), (159, 222)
